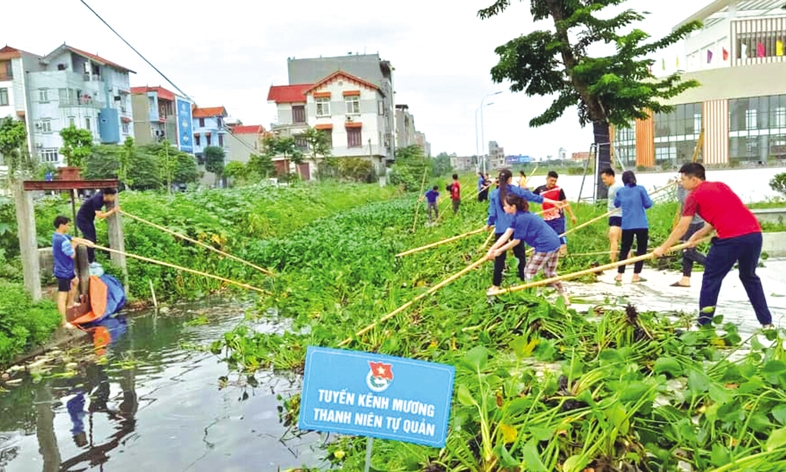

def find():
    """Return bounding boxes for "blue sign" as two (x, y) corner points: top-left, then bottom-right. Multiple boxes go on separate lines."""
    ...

(298, 346), (455, 448)
(176, 98), (194, 153)
(505, 154), (531, 164)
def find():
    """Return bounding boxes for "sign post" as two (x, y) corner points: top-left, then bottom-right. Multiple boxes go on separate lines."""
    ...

(298, 347), (456, 467)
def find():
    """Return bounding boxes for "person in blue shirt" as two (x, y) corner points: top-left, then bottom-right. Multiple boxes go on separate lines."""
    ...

(613, 171), (654, 283)
(76, 187), (120, 264)
(52, 215), (94, 327)
(484, 169), (562, 294)
(486, 193), (569, 305)
(477, 172), (489, 202)
(420, 185), (441, 224)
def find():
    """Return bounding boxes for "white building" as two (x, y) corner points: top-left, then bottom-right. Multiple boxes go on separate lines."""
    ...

(268, 70), (388, 179)
(0, 44), (134, 166)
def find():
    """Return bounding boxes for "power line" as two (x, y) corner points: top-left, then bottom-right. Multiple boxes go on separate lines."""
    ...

(78, 0), (194, 104)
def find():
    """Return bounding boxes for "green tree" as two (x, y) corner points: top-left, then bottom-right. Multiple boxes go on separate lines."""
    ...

(390, 145), (430, 191)
(301, 127), (332, 180)
(85, 144), (162, 190)
(120, 136), (135, 188)
(223, 161), (249, 186)
(479, 0), (700, 197)
(204, 146), (226, 185)
(59, 125), (93, 168)
(263, 135), (304, 179)
(0, 117), (35, 182)
(248, 153), (276, 180)
(432, 151), (453, 177)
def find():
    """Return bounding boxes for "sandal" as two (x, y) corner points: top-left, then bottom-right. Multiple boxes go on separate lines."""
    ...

(670, 281), (690, 288)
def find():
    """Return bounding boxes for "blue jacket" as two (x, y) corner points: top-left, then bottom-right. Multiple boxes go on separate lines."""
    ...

(487, 185), (544, 233)
(510, 211), (561, 253)
(614, 185), (653, 230)
(52, 232), (75, 279)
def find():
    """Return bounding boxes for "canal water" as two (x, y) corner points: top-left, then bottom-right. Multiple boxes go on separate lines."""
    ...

(0, 300), (327, 472)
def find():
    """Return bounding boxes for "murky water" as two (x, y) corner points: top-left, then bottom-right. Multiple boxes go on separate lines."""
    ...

(0, 300), (328, 472)
(537, 166), (786, 203)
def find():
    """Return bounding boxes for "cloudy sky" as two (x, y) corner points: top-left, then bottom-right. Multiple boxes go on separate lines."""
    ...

(3, 0), (693, 158)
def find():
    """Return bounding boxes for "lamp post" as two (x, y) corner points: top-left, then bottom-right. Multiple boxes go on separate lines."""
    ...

(479, 91), (502, 174)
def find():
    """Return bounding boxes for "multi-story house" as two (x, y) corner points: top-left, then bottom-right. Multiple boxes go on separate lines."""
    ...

(130, 86), (194, 153)
(287, 54), (396, 162)
(0, 44), (134, 166)
(395, 104), (417, 148)
(268, 70), (389, 179)
(192, 106), (228, 161)
(613, 0), (786, 168)
(225, 124), (266, 164)
(488, 141), (505, 170)
(415, 131), (431, 158)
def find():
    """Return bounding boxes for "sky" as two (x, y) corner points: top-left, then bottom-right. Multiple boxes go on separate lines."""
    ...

(3, 0), (694, 159)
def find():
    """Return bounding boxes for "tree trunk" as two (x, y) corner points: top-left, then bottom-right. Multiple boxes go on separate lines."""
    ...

(593, 120), (611, 200)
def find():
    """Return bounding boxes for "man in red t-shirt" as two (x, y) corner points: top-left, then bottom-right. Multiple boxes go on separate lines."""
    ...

(654, 163), (772, 328)
(534, 171), (577, 256)
(449, 173), (461, 215)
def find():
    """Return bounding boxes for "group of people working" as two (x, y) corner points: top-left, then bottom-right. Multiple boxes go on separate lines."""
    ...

(435, 163), (773, 328)
(52, 188), (120, 327)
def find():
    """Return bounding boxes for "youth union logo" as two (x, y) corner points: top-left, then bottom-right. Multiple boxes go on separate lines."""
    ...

(366, 361), (393, 392)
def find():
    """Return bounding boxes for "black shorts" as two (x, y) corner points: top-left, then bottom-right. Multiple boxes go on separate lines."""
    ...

(57, 275), (75, 292)
(609, 216), (622, 228)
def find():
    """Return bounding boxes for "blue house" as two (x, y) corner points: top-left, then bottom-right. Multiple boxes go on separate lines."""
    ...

(192, 106), (228, 162)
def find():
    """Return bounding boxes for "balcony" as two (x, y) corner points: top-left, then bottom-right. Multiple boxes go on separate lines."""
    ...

(0, 72), (12, 82)
(60, 96), (104, 109)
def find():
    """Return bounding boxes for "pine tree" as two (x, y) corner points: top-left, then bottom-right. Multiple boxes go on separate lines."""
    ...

(479, 0), (701, 197)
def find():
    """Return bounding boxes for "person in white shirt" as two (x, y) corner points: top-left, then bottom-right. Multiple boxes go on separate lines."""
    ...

(601, 168), (623, 262)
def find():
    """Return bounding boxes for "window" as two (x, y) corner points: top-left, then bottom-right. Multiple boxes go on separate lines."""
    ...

(120, 100), (127, 113)
(195, 134), (201, 146)
(58, 88), (68, 102)
(292, 105), (306, 123)
(693, 113), (702, 133)
(316, 97), (331, 117)
(0, 88), (8, 106)
(199, 118), (205, 127)
(347, 127), (362, 148)
(378, 101), (384, 115)
(39, 89), (49, 103)
(39, 148), (59, 163)
(206, 134), (212, 146)
(295, 135), (308, 150)
(746, 109), (758, 130)
(122, 122), (129, 134)
(85, 117), (91, 131)
(218, 134), (224, 147)
(68, 116), (75, 127)
(39, 120), (52, 133)
(217, 117), (223, 129)
(346, 96), (360, 114)
(776, 107), (786, 128)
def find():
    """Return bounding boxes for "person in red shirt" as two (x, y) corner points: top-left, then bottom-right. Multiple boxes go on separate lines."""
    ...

(654, 163), (773, 328)
(533, 171), (577, 256)
(449, 173), (461, 215)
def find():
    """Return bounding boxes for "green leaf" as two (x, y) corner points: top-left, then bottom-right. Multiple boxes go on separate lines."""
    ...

(737, 376), (765, 394)
(496, 443), (519, 467)
(456, 384), (477, 407)
(510, 336), (538, 360)
(653, 357), (683, 377)
(464, 345), (489, 371)
(710, 444), (731, 467)
(772, 405), (786, 425)
(563, 454), (588, 472)
(687, 369), (710, 394)
(766, 427), (786, 452)
(529, 426), (554, 442)
(521, 440), (548, 472)
(708, 384), (733, 405)
(606, 404), (630, 435)
(763, 360), (786, 374)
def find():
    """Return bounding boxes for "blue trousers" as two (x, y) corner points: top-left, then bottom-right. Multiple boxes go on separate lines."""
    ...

(76, 218), (96, 263)
(545, 217), (566, 245)
(698, 232), (772, 325)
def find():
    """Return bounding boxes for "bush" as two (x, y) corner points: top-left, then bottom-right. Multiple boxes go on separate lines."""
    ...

(0, 280), (61, 366)
(770, 172), (786, 197)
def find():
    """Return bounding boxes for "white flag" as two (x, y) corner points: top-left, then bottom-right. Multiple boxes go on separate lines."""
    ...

(741, 43), (748, 58)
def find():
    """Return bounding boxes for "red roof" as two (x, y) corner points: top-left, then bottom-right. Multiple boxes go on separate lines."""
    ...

(62, 45), (135, 74)
(304, 71), (379, 95)
(267, 84), (311, 103)
(232, 125), (264, 134)
(193, 106), (228, 118)
(130, 86), (176, 101)
(0, 45), (40, 61)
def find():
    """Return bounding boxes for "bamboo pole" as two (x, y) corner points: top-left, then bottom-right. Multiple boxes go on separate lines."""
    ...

(479, 231), (495, 251)
(120, 210), (275, 277)
(489, 237), (712, 296)
(672, 130), (704, 230)
(338, 256), (487, 347)
(92, 244), (272, 295)
(396, 227), (487, 257)
(411, 167), (429, 232)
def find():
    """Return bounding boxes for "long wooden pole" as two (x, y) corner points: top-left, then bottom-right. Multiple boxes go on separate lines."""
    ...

(396, 227), (486, 257)
(479, 231), (495, 251)
(93, 244), (271, 295)
(338, 256), (487, 347)
(411, 167), (429, 232)
(490, 237), (712, 296)
(120, 210), (275, 277)
(672, 130), (704, 230)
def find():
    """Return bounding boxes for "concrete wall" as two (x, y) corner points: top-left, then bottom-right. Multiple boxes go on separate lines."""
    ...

(664, 60), (786, 106)
(226, 132), (260, 163)
(762, 231), (786, 257)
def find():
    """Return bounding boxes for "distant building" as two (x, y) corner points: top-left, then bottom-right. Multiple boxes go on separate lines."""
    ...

(225, 124), (266, 164)
(450, 155), (476, 171)
(613, 0), (786, 168)
(192, 106), (228, 160)
(395, 104), (417, 148)
(572, 151), (590, 161)
(287, 53), (395, 162)
(130, 85), (194, 152)
(488, 141), (505, 170)
(0, 43), (134, 165)
(415, 131), (431, 157)
(558, 147), (567, 160)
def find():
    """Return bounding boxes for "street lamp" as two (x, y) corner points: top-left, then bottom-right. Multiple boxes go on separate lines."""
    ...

(480, 91), (502, 174)
(474, 102), (495, 164)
